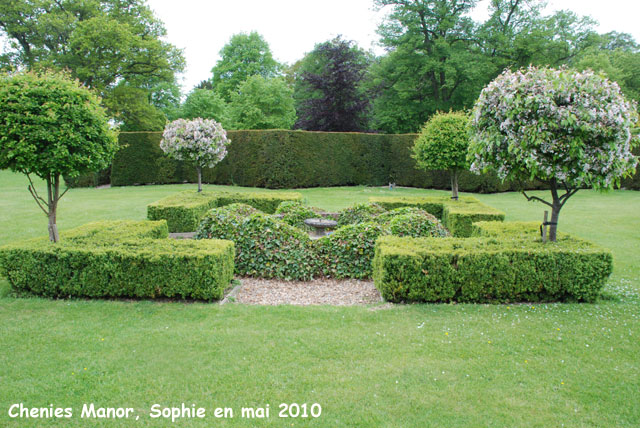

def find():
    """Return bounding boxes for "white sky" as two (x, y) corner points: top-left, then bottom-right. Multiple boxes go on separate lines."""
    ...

(147, 0), (640, 92)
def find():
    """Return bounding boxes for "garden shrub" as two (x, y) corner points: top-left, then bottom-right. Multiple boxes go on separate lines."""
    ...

(194, 203), (258, 240)
(370, 196), (504, 237)
(148, 190), (303, 232)
(0, 221), (235, 301)
(197, 212), (317, 280)
(148, 191), (220, 233)
(315, 222), (389, 279)
(215, 192), (303, 214)
(337, 203), (387, 227)
(385, 213), (449, 238)
(373, 234), (612, 303)
(275, 201), (319, 230)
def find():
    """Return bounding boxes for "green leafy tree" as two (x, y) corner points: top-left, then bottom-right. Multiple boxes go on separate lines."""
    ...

(228, 76), (296, 129)
(211, 32), (280, 101)
(469, 67), (639, 241)
(179, 89), (228, 123)
(0, 0), (184, 129)
(0, 72), (118, 242)
(413, 111), (470, 199)
(103, 85), (167, 131)
(371, 0), (482, 133)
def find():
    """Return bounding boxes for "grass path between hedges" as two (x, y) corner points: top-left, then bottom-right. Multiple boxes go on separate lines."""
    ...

(0, 171), (639, 427)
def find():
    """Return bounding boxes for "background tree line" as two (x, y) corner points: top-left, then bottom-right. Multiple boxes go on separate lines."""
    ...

(2, 0), (638, 134)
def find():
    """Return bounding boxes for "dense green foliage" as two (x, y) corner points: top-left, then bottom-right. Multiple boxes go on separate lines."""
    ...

(0, 220), (234, 300)
(373, 230), (613, 303)
(315, 222), (388, 279)
(337, 203), (387, 227)
(210, 32), (281, 102)
(178, 89), (228, 122)
(275, 201), (319, 230)
(147, 191), (221, 233)
(0, 0), (184, 130)
(228, 76), (296, 129)
(413, 111), (470, 198)
(370, 196), (505, 237)
(106, 130), (581, 191)
(148, 190), (303, 232)
(197, 211), (317, 280)
(377, 208), (449, 238)
(0, 71), (118, 242)
(294, 36), (372, 131)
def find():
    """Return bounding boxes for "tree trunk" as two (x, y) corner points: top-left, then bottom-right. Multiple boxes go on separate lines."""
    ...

(450, 170), (459, 201)
(548, 179), (561, 242)
(197, 166), (202, 193)
(46, 175), (60, 243)
(548, 202), (561, 242)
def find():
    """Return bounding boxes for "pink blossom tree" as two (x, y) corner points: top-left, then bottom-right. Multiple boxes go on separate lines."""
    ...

(161, 118), (230, 192)
(469, 66), (639, 241)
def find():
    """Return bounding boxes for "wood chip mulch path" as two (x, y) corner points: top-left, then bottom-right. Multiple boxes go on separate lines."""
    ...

(234, 278), (384, 306)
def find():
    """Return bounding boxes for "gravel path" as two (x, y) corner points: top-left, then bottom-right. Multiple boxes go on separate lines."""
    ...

(235, 278), (383, 306)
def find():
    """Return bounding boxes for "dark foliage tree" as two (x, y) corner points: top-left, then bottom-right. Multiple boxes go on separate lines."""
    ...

(295, 36), (372, 132)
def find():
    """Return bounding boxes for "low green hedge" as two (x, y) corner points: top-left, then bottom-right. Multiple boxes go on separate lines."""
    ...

(0, 221), (235, 301)
(370, 196), (505, 237)
(373, 224), (613, 303)
(147, 191), (220, 233)
(147, 190), (303, 232)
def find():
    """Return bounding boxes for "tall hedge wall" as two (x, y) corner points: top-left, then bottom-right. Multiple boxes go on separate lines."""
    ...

(104, 130), (640, 191)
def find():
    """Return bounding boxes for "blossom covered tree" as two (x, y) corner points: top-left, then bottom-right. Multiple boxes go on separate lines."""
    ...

(412, 111), (470, 200)
(469, 66), (639, 241)
(160, 118), (230, 192)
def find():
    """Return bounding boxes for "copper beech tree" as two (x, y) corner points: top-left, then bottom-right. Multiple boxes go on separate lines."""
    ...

(0, 72), (118, 242)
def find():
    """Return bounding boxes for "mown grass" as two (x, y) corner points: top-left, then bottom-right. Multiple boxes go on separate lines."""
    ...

(0, 171), (639, 427)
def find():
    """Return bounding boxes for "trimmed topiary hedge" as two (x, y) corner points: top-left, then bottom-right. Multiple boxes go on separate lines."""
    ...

(147, 190), (303, 232)
(0, 220), (235, 301)
(196, 209), (317, 280)
(370, 196), (505, 237)
(373, 223), (613, 303)
(107, 130), (607, 191)
(315, 222), (389, 279)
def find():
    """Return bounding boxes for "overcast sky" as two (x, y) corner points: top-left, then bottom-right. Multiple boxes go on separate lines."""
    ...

(147, 0), (640, 92)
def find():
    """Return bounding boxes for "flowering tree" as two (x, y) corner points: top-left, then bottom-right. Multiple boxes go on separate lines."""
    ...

(412, 111), (470, 200)
(161, 118), (230, 192)
(469, 66), (639, 241)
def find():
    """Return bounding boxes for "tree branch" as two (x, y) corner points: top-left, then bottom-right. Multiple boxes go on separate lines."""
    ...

(26, 174), (49, 208)
(27, 185), (49, 215)
(522, 190), (553, 207)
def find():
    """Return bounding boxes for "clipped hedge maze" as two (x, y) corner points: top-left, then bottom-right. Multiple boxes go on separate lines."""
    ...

(0, 220), (235, 301)
(370, 196), (505, 237)
(147, 190), (303, 232)
(373, 222), (613, 303)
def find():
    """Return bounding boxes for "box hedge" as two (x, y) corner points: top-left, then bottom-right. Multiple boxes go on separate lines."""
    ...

(0, 221), (235, 301)
(147, 190), (303, 232)
(373, 223), (613, 303)
(106, 130), (596, 191)
(370, 196), (505, 237)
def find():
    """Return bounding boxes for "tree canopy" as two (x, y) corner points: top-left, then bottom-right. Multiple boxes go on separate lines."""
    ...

(294, 36), (372, 132)
(0, 71), (118, 241)
(228, 76), (296, 130)
(210, 32), (281, 102)
(469, 66), (639, 240)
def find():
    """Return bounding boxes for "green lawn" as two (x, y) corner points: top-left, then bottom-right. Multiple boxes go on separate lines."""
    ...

(1, 170), (639, 427)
